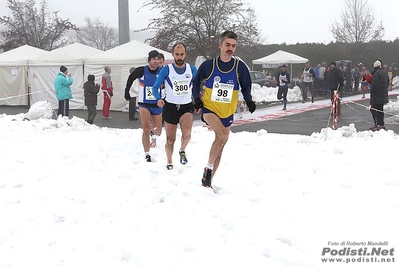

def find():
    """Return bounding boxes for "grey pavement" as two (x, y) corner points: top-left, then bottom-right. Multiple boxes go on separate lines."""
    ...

(1, 92), (399, 135)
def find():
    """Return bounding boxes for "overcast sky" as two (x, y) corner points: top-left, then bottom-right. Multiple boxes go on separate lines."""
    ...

(0, 0), (398, 45)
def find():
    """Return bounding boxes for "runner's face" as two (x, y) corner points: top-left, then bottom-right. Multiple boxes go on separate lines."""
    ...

(173, 45), (186, 66)
(219, 38), (237, 58)
(148, 57), (160, 70)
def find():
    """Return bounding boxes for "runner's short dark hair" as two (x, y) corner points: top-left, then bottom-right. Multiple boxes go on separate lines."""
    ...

(219, 30), (237, 43)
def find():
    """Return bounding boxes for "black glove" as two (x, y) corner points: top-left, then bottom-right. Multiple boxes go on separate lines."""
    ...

(246, 99), (256, 113)
(194, 98), (203, 109)
(124, 89), (131, 101)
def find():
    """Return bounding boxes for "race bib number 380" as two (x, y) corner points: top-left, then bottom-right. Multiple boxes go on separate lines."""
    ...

(211, 82), (234, 103)
(173, 80), (190, 96)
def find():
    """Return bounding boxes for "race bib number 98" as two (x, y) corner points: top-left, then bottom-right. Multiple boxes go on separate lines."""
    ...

(211, 82), (234, 103)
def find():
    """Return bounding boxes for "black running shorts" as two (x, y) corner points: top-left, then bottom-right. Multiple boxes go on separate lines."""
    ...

(162, 101), (194, 125)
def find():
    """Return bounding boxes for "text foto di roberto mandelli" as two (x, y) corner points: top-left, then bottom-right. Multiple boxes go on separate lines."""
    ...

(328, 241), (390, 246)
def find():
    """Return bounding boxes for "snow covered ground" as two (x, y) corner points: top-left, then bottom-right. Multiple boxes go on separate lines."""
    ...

(1, 80), (399, 266)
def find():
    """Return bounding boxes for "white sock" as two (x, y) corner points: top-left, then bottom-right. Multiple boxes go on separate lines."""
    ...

(206, 163), (214, 170)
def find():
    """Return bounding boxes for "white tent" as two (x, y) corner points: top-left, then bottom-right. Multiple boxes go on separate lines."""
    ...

(252, 50), (308, 74)
(84, 40), (174, 111)
(28, 43), (104, 110)
(0, 45), (48, 106)
(52, 43), (103, 59)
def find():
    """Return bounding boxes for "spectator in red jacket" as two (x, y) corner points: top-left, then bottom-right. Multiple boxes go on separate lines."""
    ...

(102, 66), (113, 119)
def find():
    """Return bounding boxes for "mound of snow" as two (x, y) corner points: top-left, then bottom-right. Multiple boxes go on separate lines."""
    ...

(27, 101), (53, 120)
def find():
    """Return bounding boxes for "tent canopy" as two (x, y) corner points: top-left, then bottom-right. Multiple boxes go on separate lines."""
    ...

(252, 50), (308, 65)
(52, 43), (103, 60)
(0, 45), (48, 66)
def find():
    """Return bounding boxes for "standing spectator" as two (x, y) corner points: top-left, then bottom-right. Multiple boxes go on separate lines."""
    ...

(328, 62), (344, 115)
(352, 65), (360, 92)
(313, 64), (320, 79)
(54, 65), (73, 117)
(324, 65), (331, 91)
(344, 62), (352, 94)
(124, 50), (162, 162)
(192, 30), (256, 189)
(125, 67), (139, 121)
(102, 66), (113, 119)
(300, 62), (316, 103)
(387, 66), (394, 91)
(318, 63), (326, 93)
(275, 64), (291, 110)
(369, 60), (389, 131)
(83, 74), (100, 124)
(359, 65), (371, 98)
(151, 43), (197, 170)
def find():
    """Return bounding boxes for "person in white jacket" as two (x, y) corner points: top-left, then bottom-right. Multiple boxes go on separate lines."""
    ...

(125, 67), (139, 121)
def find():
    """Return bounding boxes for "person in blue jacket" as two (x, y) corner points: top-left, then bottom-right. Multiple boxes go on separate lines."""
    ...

(54, 65), (73, 117)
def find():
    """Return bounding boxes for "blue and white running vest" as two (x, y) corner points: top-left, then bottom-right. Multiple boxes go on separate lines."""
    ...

(138, 66), (160, 105)
(164, 63), (193, 104)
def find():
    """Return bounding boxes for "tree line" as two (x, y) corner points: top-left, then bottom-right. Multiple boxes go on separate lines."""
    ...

(243, 40), (399, 77)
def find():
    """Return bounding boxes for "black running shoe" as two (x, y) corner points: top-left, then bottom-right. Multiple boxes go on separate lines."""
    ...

(179, 151), (188, 165)
(202, 168), (213, 188)
(145, 155), (151, 162)
(166, 164), (173, 170)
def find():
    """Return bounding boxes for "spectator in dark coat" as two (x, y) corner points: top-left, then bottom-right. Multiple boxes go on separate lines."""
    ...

(369, 60), (389, 131)
(328, 62), (344, 99)
(84, 74), (100, 124)
(344, 62), (352, 94)
(328, 62), (344, 115)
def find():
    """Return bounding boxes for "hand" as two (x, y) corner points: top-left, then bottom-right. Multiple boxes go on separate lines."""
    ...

(110, 92), (113, 97)
(246, 99), (256, 113)
(194, 98), (203, 110)
(157, 99), (165, 107)
(124, 90), (131, 101)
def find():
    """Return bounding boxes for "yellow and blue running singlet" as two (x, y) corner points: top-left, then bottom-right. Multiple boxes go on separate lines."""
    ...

(202, 57), (240, 119)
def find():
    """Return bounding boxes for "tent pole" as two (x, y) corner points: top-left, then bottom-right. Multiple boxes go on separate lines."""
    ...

(291, 64), (293, 79)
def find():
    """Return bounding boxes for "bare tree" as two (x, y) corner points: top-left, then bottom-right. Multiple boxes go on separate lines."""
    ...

(77, 17), (119, 51)
(330, 0), (384, 43)
(140, 0), (263, 61)
(0, 0), (77, 51)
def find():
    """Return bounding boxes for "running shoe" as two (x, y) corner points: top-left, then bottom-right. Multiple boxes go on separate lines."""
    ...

(145, 155), (151, 162)
(202, 168), (213, 188)
(179, 151), (188, 165)
(150, 131), (156, 148)
(166, 164), (173, 170)
(150, 137), (156, 148)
